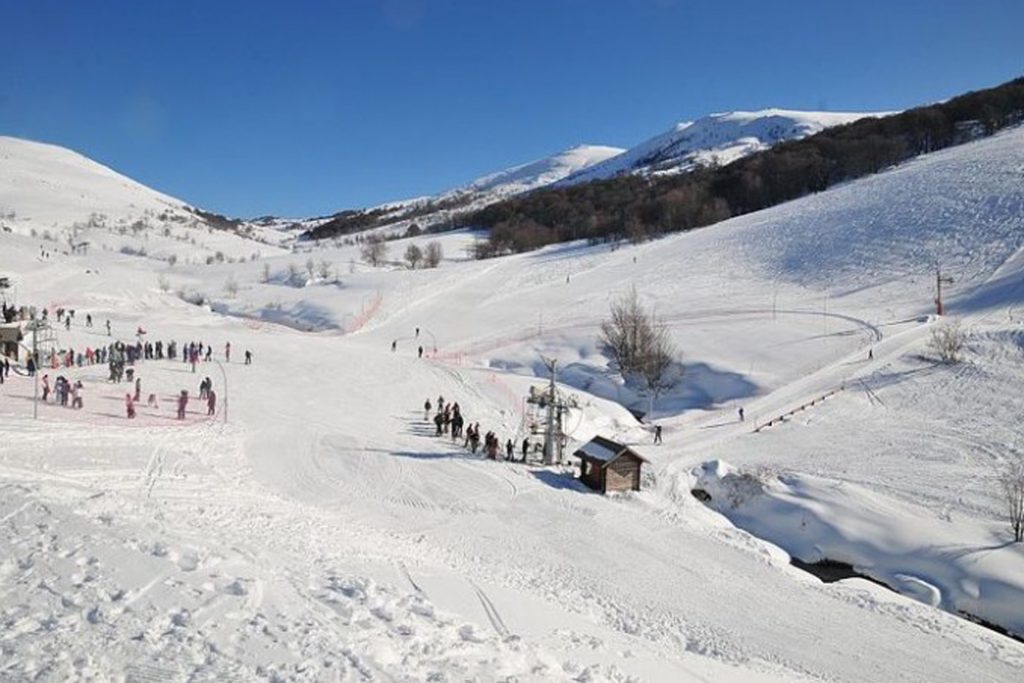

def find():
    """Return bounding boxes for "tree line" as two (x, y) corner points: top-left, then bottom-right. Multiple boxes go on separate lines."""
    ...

(465, 76), (1024, 256)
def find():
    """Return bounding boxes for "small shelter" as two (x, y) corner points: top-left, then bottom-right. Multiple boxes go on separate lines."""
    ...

(0, 322), (23, 360)
(574, 435), (647, 493)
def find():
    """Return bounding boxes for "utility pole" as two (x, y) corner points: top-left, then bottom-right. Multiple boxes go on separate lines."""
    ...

(541, 356), (558, 465)
(214, 360), (228, 424)
(25, 316), (44, 420)
(935, 266), (954, 316)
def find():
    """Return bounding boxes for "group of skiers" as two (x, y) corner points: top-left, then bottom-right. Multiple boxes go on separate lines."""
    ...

(40, 374), (84, 409)
(424, 395), (529, 463)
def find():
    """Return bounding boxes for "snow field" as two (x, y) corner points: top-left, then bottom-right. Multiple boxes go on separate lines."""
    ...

(1, 126), (1024, 679)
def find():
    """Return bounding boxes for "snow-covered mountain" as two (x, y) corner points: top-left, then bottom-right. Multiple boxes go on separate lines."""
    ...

(0, 135), (193, 232)
(446, 144), (624, 200)
(3, 124), (1024, 681)
(561, 109), (890, 186)
(0, 135), (287, 261)
(299, 144), (624, 240)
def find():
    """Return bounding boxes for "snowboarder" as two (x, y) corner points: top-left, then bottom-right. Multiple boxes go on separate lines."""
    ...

(125, 393), (136, 419)
(738, 407), (745, 422)
(654, 424), (662, 444)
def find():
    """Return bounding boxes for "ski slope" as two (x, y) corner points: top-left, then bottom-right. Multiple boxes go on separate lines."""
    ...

(1, 126), (1024, 680)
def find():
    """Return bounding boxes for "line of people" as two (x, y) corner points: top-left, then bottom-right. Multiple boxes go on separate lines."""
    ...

(424, 395), (530, 463)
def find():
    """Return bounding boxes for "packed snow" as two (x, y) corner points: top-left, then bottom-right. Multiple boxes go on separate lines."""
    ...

(2, 125), (1024, 681)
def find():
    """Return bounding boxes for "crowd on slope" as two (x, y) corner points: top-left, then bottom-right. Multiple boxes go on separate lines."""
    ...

(424, 395), (530, 463)
(1, 302), (252, 421)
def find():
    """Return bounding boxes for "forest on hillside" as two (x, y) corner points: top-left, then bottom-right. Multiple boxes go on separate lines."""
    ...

(465, 77), (1024, 257)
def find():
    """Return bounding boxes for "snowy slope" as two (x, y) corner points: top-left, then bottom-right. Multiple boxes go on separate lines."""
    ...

(2, 127), (1024, 680)
(452, 144), (624, 199)
(561, 109), (888, 185)
(0, 136), (191, 231)
(0, 135), (285, 263)
(295, 144), (625, 241)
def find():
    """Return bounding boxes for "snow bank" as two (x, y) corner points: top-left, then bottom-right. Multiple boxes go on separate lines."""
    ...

(693, 460), (1024, 637)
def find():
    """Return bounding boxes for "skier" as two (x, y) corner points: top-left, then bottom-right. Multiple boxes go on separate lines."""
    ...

(738, 407), (745, 422)
(868, 348), (874, 361)
(71, 381), (83, 410)
(106, 320), (111, 336)
(415, 327), (420, 338)
(391, 340), (397, 352)
(125, 393), (136, 419)
(423, 398), (432, 421)
(418, 345), (423, 359)
(225, 341), (231, 362)
(42, 374), (50, 402)
(177, 390), (189, 420)
(134, 377), (142, 402)
(654, 424), (663, 444)
(433, 411), (444, 436)
(506, 439), (514, 461)
(86, 314), (92, 327)
(244, 349), (253, 365)
(207, 389), (216, 416)
(522, 437), (529, 463)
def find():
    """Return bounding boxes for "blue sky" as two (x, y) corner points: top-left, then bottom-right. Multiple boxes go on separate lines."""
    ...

(1, 0), (1021, 217)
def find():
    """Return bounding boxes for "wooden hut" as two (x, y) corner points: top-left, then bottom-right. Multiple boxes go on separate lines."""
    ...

(574, 435), (647, 493)
(0, 322), (23, 360)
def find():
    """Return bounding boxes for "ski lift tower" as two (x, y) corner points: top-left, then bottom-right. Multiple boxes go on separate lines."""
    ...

(527, 355), (580, 465)
(935, 265), (954, 316)
(540, 356), (558, 464)
(23, 316), (53, 420)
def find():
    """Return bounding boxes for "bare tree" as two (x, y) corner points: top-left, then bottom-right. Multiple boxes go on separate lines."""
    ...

(305, 257), (316, 278)
(317, 260), (332, 280)
(224, 275), (239, 297)
(930, 319), (965, 363)
(261, 262), (271, 283)
(405, 243), (423, 269)
(424, 241), (443, 268)
(601, 286), (682, 414)
(360, 234), (388, 267)
(287, 262), (301, 285)
(1000, 458), (1024, 542)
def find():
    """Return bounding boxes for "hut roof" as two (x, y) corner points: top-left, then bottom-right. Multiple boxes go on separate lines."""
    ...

(575, 435), (648, 467)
